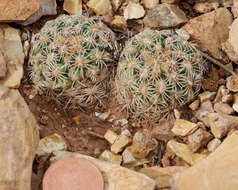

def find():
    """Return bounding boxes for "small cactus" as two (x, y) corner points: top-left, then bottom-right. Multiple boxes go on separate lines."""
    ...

(115, 29), (205, 118)
(29, 15), (116, 108)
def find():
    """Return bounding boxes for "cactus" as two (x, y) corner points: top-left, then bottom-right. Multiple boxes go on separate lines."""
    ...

(115, 29), (205, 118)
(29, 15), (116, 108)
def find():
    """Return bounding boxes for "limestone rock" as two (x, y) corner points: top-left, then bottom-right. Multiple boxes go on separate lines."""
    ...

(36, 134), (67, 157)
(229, 18), (238, 54)
(174, 131), (238, 190)
(0, 85), (39, 190)
(214, 103), (234, 115)
(172, 119), (198, 136)
(142, 0), (159, 9)
(232, 0), (238, 17)
(112, 0), (122, 11)
(124, 2), (145, 20)
(226, 74), (238, 92)
(214, 85), (230, 103)
(21, 0), (57, 25)
(122, 147), (137, 165)
(232, 93), (238, 113)
(99, 150), (122, 165)
(195, 100), (214, 127)
(111, 15), (127, 31)
(193, 0), (219, 13)
(63, 0), (82, 15)
(0, 0), (41, 21)
(51, 151), (156, 190)
(221, 41), (238, 64)
(0, 50), (7, 79)
(207, 138), (221, 152)
(183, 8), (233, 60)
(189, 99), (199, 111)
(144, 4), (187, 28)
(104, 129), (118, 144)
(111, 134), (131, 154)
(87, 0), (112, 15)
(0, 25), (24, 88)
(198, 91), (216, 103)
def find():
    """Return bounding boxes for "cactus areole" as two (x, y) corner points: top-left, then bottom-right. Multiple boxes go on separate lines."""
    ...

(116, 29), (205, 118)
(29, 15), (116, 108)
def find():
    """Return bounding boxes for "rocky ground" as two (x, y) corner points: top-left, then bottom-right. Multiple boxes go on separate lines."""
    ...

(1, 0), (238, 190)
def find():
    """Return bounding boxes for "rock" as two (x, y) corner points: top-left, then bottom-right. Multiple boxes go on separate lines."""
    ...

(221, 41), (238, 64)
(99, 150), (122, 165)
(174, 109), (181, 119)
(187, 128), (213, 152)
(232, 93), (238, 112)
(87, 0), (112, 15)
(207, 138), (221, 152)
(63, 0), (82, 15)
(161, 0), (180, 3)
(111, 134), (131, 154)
(226, 74), (238, 92)
(111, 15), (127, 31)
(0, 50), (7, 79)
(131, 131), (157, 159)
(112, 0), (122, 11)
(183, 8), (233, 60)
(228, 18), (238, 54)
(0, 0), (41, 21)
(121, 129), (132, 137)
(122, 147), (137, 165)
(21, 0), (57, 25)
(0, 85), (39, 190)
(140, 166), (187, 189)
(195, 100), (214, 127)
(51, 151), (156, 190)
(95, 111), (109, 120)
(208, 113), (238, 138)
(124, 2), (145, 20)
(115, 119), (128, 126)
(198, 91), (216, 103)
(0, 25), (24, 88)
(142, 0), (159, 9)
(173, 131), (238, 190)
(193, 0), (219, 13)
(36, 134), (67, 157)
(232, 0), (238, 17)
(214, 103), (234, 115)
(31, 173), (41, 190)
(172, 119), (198, 136)
(214, 85), (230, 103)
(144, 4), (187, 28)
(189, 99), (199, 111)
(104, 129), (119, 144)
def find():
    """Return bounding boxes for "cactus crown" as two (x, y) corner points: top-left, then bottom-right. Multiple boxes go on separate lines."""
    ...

(29, 15), (116, 108)
(116, 29), (204, 117)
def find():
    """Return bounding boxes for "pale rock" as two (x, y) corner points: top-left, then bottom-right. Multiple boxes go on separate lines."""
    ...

(229, 18), (238, 54)
(142, 0), (159, 9)
(195, 100), (214, 127)
(183, 8), (233, 60)
(63, 0), (82, 15)
(174, 131), (238, 190)
(198, 91), (215, 103)
(207, 138), (221, 152)
(36, 134), (67, 156)
(214, 85), (230, 103)
(112, 0), (122, 11)
(175, 28), (190, 41)
(121, 129), (132, 137)
(111, 134), (131, 154)
(95, 111), (110, 120)
(232, 0), (238, 17)
(124, 2), (145, 20)
(232, 93), (238, 112)
(144, 4), (187, 28)
(21, 0), (57, 25)
(214, 103), (235, 115)
(111, 15), (127, 31)
(174, 109), (181, 119)
(0, 0), (41, 21)
(122, 147), (137, 165)
(208, 113), (238, 138)
(23, 40), (30, 58)
(172, 119), (198, 136)
(104, 129), (119, 144)
(193, 0), (219, 13)
(0, 86), (39, 190)
(87, 0), (112, 15)
(51, 151), (156, 190)
(131, 131), (157, 159)
(222, 94), (233, 103)
(161, 0), (180, 3)
(226, 74), (238, 92)
(189, 99), (199, 111)
(221, 41), (238, 64)
(0, 50), (7, 79)
(0, 25), (24, 88)
(115, 119), (128, 126)
(99, 150), (122, 165)
(188, 128), (213, 152)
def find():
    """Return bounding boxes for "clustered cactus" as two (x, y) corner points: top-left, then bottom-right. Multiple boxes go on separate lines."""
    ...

(29, 15), (116, 108)
(115, 29), (205, 118)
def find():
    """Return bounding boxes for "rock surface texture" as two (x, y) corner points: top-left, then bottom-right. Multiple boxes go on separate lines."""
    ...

(0, 85), (39, 190)
(51, 151), (155, 190)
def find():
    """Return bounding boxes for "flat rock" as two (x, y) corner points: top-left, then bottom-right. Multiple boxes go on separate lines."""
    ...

(0, 50), (7, 79)
(183, 8), (233, 60)
(63, 0), (82, 15)
(124, 2), (145, 20)
(111, 134), (131, 154)
(221, 41), (238, 64)
(99, 150), (122, 165)
(229, 18), (238, 54)
(0, 85), (39, 190)
(144, 4), (187, 28)
(87, 0), (112, 15)
(174, 131), (238, 190)
(172, 119), (198, 136)
(142, 0), (159, 9)
(195, 100), (214, 127)
(0, 25), (24, 88)
(21, 0), (57, 25)
(214, 103), (234, 115)
(51, 151), (156, 190)
(0, 0), (41, 21)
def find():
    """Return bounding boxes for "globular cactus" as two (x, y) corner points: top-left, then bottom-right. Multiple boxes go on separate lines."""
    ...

(29, 15), (116, 108)
(115, 29), (205, 118)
